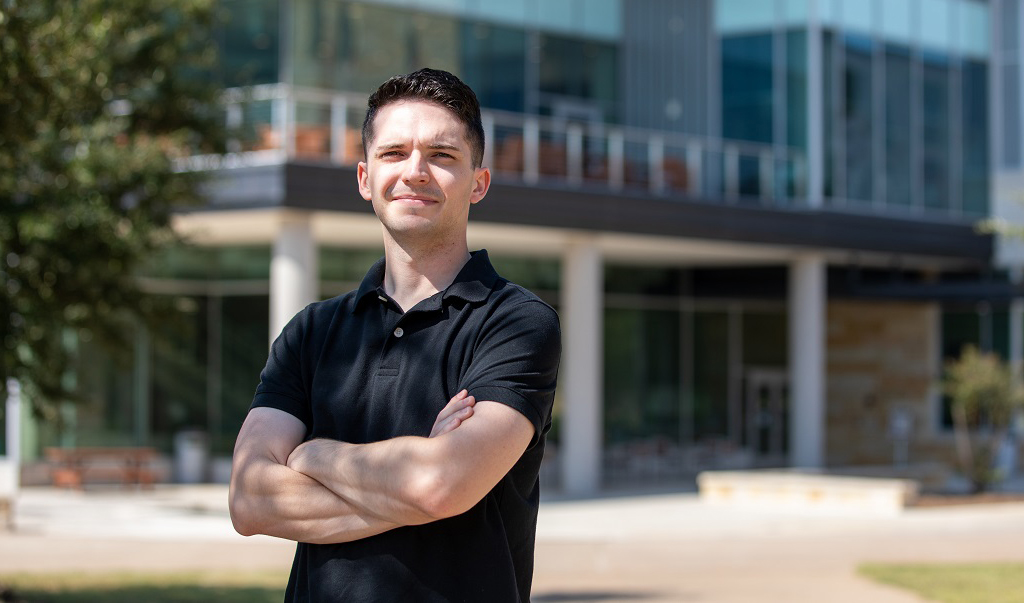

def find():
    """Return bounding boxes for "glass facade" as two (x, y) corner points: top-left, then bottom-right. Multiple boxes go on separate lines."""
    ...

(602, 266), (788, 484)
(717, 0), (991, 217)
(285, 0), (618, 119)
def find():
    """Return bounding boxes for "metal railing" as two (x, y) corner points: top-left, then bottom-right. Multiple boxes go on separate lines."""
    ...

(183, 84), (809, 208)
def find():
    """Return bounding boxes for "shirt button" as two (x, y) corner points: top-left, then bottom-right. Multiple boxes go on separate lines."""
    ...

(393, 327), (404, 338)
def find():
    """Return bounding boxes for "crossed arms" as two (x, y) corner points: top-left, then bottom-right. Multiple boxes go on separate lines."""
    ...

(228, 390), (534, 544)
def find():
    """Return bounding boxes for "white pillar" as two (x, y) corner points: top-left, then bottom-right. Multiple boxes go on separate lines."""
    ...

(560, 238), (603, 495)
(270, 211), (318, 344)
(5, 380), (21, 466)
(788, 253), (826, 468)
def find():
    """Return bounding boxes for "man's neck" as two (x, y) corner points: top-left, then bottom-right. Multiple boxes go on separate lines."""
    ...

(381, 235), (472, 312)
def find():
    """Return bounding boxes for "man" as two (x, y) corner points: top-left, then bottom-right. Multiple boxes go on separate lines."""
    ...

(229, 68), (561, 603)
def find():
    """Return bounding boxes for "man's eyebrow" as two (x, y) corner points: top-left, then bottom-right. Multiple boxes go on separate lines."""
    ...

(373, 141), (464, 153)
(426, 142), (462, 152)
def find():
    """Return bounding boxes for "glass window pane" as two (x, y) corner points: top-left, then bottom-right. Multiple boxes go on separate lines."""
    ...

(538, 34), (618, 121)
(838, 0), (873, 34)
(885, 44), (913, 208)
(460, 23), (526, 112)
(716, 0), (777, 34)
(537, 0), (575, 33)
(604, 307), (683, 483)
(922, 52), (952, 211)
(693, 311), (730, 439)
(721, 34), (774, 144)
(783, 0), (808, 24)
(958, 0), (990, 58)
(843, 34), (874, 202)
(786, 30), (808, 150)
(920, 0), (953, 50)
(962, 60), (989, 216)
(218, 295), (270, 454)
(471, 0), (528, 25)
(582, 0), (621, 39)
(880, 0), (914, 45)
(218, 0), (280, 86)
(1002, 63), (1021, 169)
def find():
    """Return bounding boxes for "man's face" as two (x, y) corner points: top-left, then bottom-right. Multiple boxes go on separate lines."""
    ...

(357, 100), (489, 246)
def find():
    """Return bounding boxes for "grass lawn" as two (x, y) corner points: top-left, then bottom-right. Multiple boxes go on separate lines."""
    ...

(0, 569), (289, 603)
(859, 562), (1024, 603)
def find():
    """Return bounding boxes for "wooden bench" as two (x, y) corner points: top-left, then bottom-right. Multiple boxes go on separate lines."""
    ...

(45, 447), (159, 490)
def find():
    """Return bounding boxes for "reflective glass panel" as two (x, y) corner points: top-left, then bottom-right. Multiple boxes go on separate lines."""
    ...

(843, 34), (874, 202)
(922, 52), (952, 211)
(460, 22), (526, 112)
(721, 33), (774, 144)
(920, 0), (953, 50)
(885, 44), (913, 208)
(217, 0), (280, 86)
(962, 59), (989, 216)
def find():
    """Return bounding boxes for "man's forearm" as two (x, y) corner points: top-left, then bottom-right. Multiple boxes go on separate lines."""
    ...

(287, 401), (534, 525)
(230, 451), (401, 544)
(286, 436), (444, 526)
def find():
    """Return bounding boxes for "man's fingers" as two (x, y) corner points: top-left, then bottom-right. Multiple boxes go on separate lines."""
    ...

(430, 394), (475, 438)
(435, 390), (474, 424)
(433, 406), (474, 437)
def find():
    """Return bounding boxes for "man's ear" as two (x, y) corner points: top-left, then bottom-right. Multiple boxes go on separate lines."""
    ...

(469, 166), (490, 205)
(357, 162), (372, 201)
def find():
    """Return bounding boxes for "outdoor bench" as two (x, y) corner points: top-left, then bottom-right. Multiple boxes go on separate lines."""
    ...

(45, 446), (159, 490)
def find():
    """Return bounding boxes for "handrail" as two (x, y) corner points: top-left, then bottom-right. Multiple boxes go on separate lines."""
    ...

(197, 84), (812, 207)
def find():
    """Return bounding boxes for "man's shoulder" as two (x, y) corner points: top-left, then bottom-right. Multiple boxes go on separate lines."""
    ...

(488, 278), (559, 327)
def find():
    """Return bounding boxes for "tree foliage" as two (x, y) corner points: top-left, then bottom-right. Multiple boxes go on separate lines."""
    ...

(0, 0), (223, 419)
(942, 345), (1024, 492)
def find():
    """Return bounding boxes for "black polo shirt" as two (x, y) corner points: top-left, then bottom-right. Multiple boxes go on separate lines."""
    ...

(251, 250), (561, 603)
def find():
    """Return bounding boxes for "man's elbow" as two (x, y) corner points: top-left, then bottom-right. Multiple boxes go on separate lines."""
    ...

(228, 476), (262, 536)
(405, 470), (478, 522)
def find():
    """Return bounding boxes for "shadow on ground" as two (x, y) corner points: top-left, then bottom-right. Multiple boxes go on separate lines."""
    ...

(533, 590), (680, 602)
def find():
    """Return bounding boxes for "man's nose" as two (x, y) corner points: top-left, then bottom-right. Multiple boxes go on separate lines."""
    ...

(402, 152), (430, 184)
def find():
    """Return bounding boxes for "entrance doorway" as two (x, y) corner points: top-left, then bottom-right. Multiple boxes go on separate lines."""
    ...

(741, 368), (789, 466)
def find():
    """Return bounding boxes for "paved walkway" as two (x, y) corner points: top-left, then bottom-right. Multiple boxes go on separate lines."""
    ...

(2, 485), (1024, 602)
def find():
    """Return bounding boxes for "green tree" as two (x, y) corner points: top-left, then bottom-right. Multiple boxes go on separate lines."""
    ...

(0, 0), (223, 420)
(942, 345), (1024, 493)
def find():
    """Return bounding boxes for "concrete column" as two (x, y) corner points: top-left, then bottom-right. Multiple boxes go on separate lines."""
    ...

(270, 211), (318, 344)
(788, 253), (826, 468)
(560, 238), (603, 496)
(5, 380), (21, 466)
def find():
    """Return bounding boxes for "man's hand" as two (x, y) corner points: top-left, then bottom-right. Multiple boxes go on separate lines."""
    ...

(284, 391), (532, 525)
(288, 390), (477, 476)
(429, 389), (476, 437)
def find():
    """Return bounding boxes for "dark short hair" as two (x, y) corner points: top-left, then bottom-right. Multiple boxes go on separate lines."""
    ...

(362, 68), (485, 167)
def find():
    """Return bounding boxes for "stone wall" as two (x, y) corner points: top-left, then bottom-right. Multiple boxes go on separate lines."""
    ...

(826, 300), (949, 467)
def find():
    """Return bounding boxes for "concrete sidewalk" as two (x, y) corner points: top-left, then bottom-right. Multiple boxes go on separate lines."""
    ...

(2, 486), (1024, 602)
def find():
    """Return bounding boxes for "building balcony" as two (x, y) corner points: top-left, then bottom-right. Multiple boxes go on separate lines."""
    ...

(174, 84), (991, 268)
(181, 83), (808, 208)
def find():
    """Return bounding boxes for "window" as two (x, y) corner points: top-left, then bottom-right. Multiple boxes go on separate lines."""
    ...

(722, 33), (774, 144)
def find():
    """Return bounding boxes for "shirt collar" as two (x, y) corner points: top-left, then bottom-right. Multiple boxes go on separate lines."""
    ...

(352, 250), (499, 313)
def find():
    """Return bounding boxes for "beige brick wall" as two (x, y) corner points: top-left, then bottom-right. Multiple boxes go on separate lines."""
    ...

(826, 300), (955, 468)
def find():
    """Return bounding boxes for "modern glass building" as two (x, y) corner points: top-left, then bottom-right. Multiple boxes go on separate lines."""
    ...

(18, 0), (1023, 494)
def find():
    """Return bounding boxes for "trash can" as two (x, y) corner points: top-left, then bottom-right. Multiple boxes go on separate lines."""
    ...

(173, 429), (209, 483)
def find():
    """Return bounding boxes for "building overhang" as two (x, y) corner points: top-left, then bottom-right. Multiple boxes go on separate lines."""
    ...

(179, 161), (993, 271)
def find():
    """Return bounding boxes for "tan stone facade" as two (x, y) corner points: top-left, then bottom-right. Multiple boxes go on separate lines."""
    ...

(826, 300), (956, 468)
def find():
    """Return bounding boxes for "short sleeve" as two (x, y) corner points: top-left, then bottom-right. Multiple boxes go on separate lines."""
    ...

(251, 306), (315, 432)
(460, 299), (561, 449)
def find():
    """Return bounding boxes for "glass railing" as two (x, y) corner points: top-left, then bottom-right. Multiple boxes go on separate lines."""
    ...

(182, 84), (809, 208)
